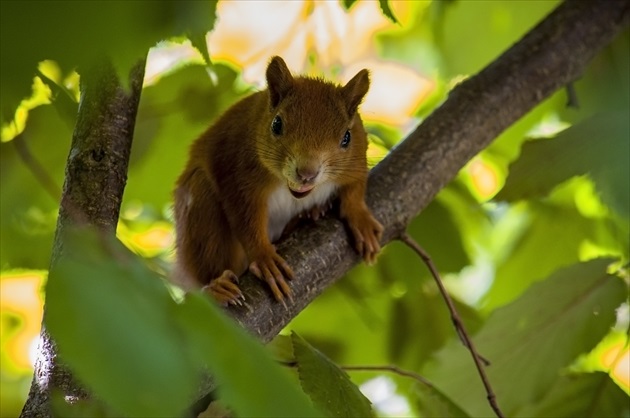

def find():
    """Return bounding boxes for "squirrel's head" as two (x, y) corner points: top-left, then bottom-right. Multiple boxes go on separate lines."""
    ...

(257, 56), (370, 199)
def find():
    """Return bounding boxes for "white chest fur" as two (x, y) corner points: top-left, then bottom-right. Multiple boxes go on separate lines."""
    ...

(266, 182), (338, 242)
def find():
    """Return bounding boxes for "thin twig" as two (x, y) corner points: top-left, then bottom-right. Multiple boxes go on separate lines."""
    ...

(399, 232), (504, 418)
(341, 364), (434, 388)
(12, 132), (92, 228)
(12, 132), (63, 202)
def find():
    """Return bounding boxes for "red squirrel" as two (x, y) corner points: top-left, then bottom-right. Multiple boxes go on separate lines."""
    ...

(172, 56), (383, 305)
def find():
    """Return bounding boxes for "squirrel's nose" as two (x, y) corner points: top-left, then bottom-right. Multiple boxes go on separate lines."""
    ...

(296, 166), (320, 183)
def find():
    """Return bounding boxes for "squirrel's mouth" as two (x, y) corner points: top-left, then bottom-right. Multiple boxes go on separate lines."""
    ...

(288, 183), (314, 199)
(290, 189), (312, 199)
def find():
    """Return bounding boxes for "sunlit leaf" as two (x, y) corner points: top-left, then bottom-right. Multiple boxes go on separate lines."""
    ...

(426, 258), (627, 417)
(514, 372), (629, 418)
(45, 228), (198, 417)
(175, 295), (321, 417)
(208, 1), (405, 83)
(291, 332), (374, 417)
(268, 334), (296, 363)
(0, 271), (45, 373)
(496, 112), (630, 217)
(348, 60), (433, 126)
(35, 69), (79, 130)
(484, 197), (595, 310)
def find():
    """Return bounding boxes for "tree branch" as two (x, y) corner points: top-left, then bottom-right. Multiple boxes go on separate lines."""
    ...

(20, 58), (146, 418)
(198, 0), (629, 396)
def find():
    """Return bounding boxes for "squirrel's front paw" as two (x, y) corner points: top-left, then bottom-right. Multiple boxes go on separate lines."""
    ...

(249, 249), (294, 302)
(346, 208), (383, 264)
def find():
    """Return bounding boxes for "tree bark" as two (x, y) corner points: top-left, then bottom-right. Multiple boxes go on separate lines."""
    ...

(20, 59), (145, 418)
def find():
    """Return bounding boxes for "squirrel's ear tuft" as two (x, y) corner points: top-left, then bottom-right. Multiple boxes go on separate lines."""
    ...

(266, 56), (294, 109)
(341, 69), (370, 118)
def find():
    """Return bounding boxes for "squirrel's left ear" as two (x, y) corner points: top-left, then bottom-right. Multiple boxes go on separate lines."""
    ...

(267, 56), (294, 109)
(341, 69), (370, 118)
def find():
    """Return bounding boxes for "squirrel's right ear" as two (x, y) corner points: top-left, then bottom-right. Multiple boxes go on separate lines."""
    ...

(266, 56), (294, 109)
(341, 69), (370, 118)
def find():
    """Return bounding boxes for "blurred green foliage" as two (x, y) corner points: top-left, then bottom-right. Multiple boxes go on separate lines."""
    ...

(1, 0), (629, 417)
(290, 332), (374, 417)
(0, 0), (215, 122)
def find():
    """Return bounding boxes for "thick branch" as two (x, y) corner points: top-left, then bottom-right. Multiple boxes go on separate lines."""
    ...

(20, 59), (145, 418)
(226, 0), (630, 353)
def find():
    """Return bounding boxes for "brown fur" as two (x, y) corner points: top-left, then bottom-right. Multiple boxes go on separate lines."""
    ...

(172, 56), (383, 304)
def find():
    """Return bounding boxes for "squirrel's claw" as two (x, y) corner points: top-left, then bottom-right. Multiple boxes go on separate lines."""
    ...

(203, 270), (244, 306)
(346, 209), (383, 265)
(249, 251), (294, 303)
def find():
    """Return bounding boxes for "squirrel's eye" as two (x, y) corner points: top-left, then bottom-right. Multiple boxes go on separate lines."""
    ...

(271, 115), (283, 135)
(340, 130), (351, 148)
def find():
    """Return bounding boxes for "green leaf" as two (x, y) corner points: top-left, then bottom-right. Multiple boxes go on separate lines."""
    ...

(496, 112), (630, 217)
(1, 103), (71, 269)
(341, 0), (358, 11)
(515, 372), (630, 418)
(557, 33), (630, 121)
(1, 1), (217, 122)
(45, 228), (198, 417)
(291, 332), (374, 417)
(414, 383), (470, 418)
(436, 1), (559, 77)
(484, 198), (595, 310)
(386, 282), (483, 370)
(51, 390), (119, 418)
(378, 0), (399, 24)
(181, 0), (217, 67)
(176, 294), (321, 417)
(268, 334), (296, 363)
(126, 63), (248, 210)
(35, 70), (79, 130)
(188, 32), (212, 67)
(426, 258), (627, 417)
(408, 197), (471, 274)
